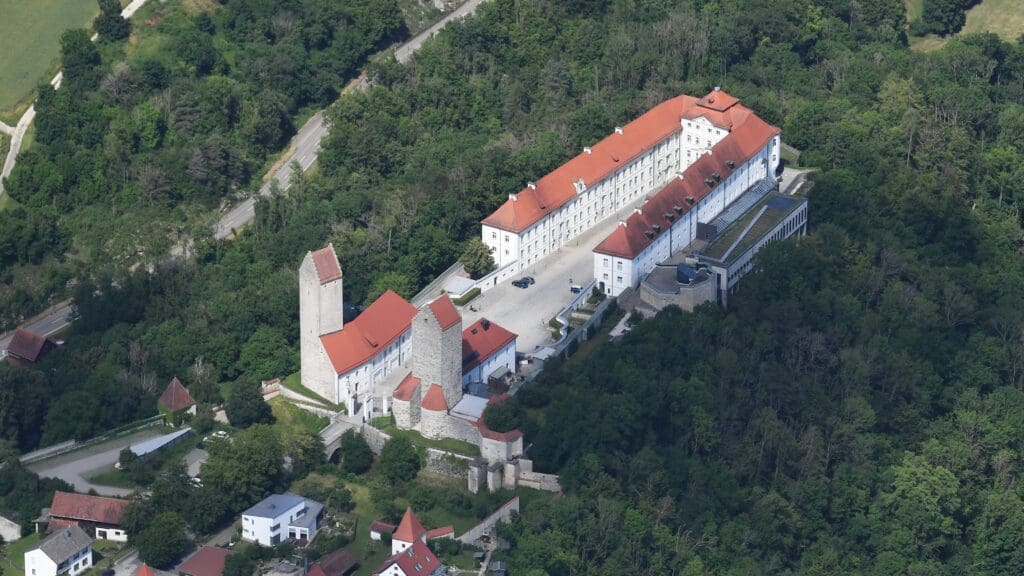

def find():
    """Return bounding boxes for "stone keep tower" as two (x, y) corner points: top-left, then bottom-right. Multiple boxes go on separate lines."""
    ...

(299, 244), (344, 401)
(412, 296), (463, 409)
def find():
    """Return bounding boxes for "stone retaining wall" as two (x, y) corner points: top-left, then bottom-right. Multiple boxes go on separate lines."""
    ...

(456, 497), (520, 545)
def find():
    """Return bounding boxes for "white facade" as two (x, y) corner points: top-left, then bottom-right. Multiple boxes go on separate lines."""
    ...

(334, 332), (411, 407)
(25, 543), (91, 576)
(0, 514), (21, 542)
(241, 497), (321, 547)
(482, 109), (737, 271)
(94, 527), (127, 542)
(595, 134), (780, 297)
(462, 340), (516, 385)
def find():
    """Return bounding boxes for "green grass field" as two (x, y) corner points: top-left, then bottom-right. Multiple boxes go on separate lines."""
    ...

(0, 0), (101, 118)
(4, 533), (41, 576)
(909, 0), (1024, 51)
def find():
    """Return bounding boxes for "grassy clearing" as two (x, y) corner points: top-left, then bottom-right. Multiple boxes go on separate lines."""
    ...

(282, 371), (342, 409)
(0, 0), (100, 115)
(269, 397), (330, 437)
(910, 0), (1024, 52)
(4, 533), (41, 576)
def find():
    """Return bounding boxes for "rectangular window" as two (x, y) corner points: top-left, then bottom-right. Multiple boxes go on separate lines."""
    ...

(603, 258), (609, 267)
(617, 276), (623, 283)
(617, 261), (623, 271)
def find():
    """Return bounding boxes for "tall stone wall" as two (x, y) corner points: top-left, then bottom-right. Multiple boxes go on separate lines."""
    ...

(456, 497), (520, 545)
(360, 424), (390, 454)
(393, 385), (420, 429)
(425, 448), (472, 478)
(481, 435), (523, 464)
(446, 416), (482, 445)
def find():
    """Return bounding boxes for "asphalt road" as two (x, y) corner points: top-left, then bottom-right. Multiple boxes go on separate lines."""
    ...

(211, 0), (490, 240)
(0, 300), (72, 351)
(27, 428), (162, 497)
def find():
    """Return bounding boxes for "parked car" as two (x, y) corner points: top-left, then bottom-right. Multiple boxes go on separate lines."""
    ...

(522, 276), (535, 285)
(570, 284), (583, 294)
(512, 278), (530, 289)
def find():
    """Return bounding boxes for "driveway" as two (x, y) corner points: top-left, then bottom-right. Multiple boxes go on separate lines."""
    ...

(27, 428), (163, 497)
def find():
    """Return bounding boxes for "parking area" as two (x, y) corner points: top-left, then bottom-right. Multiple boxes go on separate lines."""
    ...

(459, 168), (806, 354)
(27, 428), (164, 497)
(459, 194), (651, 353)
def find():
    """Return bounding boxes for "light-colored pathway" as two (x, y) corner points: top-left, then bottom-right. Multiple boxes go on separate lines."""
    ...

(0, 0), (151, 196)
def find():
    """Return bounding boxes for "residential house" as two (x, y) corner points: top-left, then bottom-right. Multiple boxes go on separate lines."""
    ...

(24, 525), (92, 576)
(391, 508), (454, 555)
(240, 493), (323, 547)
(461, 318), (517, 386)
(372, 540), (444, 576)
(179, 547), (234, 576)
(369, 520), (396, 541)
(46, 492), (128, 541)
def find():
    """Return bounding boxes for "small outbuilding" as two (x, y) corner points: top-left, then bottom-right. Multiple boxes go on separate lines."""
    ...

(158, 377), (197, 417)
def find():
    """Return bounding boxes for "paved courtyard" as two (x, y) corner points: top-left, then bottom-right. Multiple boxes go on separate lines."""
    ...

(458, 168), (808, 354)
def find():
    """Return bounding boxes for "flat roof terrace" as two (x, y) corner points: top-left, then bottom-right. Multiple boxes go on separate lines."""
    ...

(699, 192), (806, 265)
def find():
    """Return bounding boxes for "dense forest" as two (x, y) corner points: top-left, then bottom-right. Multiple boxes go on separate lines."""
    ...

(2, 0), (1024, 571)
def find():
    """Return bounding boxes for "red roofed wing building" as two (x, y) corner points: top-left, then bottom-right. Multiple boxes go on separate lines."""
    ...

(373, 539), (443, 576)
(481, 89), (782, 283)
(300, 243), (417, 411)
(461, 318), (517, 385)
(47, 492), (128, 541)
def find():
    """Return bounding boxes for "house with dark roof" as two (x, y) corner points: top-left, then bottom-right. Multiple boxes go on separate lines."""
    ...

(158, 377), (196, 416)
(5, 327), (55, 366)
(241, 493), (323, 547)
(45, 492), (128, 541)
(180, 547), (234, 576)
(25, 525), (93, 576)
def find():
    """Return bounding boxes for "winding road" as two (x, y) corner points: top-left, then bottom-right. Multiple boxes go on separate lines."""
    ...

(2, 0), (490, 346)
(211, 0), (489, 240)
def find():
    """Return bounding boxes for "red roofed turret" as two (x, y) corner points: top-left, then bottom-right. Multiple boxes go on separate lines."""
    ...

(421, 384), (448, 412)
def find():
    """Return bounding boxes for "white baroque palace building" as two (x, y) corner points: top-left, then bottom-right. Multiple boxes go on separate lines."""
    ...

(480, 89), (781, 274)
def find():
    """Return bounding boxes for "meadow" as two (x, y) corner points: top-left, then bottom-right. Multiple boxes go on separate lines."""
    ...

(0, 0), (100, 121)
(909, 0), (1024, 51)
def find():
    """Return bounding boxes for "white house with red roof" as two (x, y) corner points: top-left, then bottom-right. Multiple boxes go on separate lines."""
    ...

(371, 509), (449, 576)
(592, 90), (783, 297)
(299, 244), (417, 410)
(481, 88), (781, 278)
(461, 318), (517, 386)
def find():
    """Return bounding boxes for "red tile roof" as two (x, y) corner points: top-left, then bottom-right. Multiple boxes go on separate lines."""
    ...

(481, 90), (757, 234)
(50, 492), (127, 526)
(311, 245), (343, 284)
(374, 539), (441, 576)
(6, 328), (47, 362)
(370, 520), (396, 534)
(321, 290), (417, 375)
(158, 377), (196, 412)
(425, 526), (454, 540)
(461, 318), (517, 374)
(392, 373), (422, 401)
(394, 508), (426, 543)
(594, 115), (780, 260)
(421, 384), (448, 412)
(180, 547), (234, 576)
(308, 566), (327, 576)
(427, 295), (460, 330)
(136, 564), (155, 576)
(315, 549), (359, 576)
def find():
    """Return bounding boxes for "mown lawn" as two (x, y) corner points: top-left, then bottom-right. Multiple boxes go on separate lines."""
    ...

(269, 397), (330, 437)
(369, 415), (480, 457)
(4, 533), (41, 576)
(0, 0), (100, 118)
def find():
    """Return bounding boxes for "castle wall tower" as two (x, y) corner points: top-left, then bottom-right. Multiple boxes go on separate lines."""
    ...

(299, 244), (345, 401)
(412, 296), (464, 409)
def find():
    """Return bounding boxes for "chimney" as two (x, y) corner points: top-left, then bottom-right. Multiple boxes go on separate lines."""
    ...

(714, 86), (721, 91)
(634, 208), (643, 216)
(482, 319), (490, 330)
(527, 182), (537, 190)
(644, 230), (654, 239)
(676, 171), (685, 180)
(584, 147), (592, 155)
(614, 126), (623, 135)
(509, 193), (518, 202)
(726, 160), (735, 168)
(619, 221), (627, 228)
